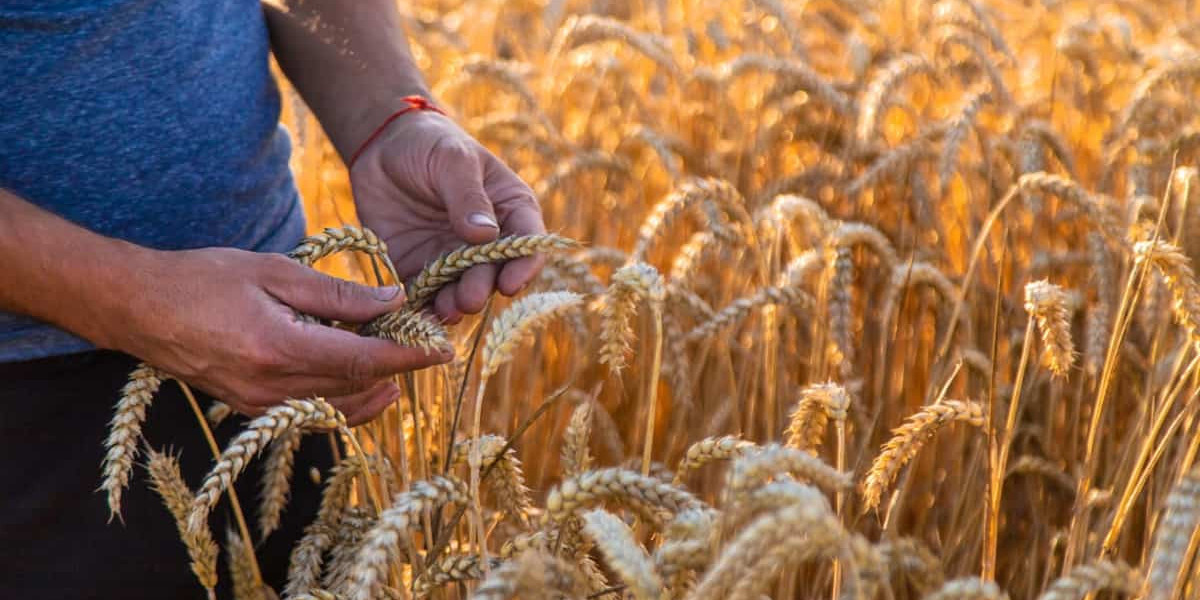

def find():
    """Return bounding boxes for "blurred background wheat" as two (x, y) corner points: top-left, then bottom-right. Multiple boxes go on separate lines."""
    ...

(105, 0), (1200, 598)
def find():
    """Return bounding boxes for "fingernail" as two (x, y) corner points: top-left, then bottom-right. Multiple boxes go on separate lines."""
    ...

(373, 285), (404, 302)
(468, 212), (499, 230)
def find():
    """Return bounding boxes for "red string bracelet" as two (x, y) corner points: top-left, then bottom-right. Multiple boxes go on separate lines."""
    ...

(347, 95), (446, 170)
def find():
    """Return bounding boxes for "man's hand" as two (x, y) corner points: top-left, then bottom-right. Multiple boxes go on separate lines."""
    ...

(350, 111), (547, 323)
(93, 247), (450, 425)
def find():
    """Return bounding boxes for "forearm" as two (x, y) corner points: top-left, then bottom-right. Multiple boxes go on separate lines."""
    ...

(264, 0), (431, 160)
(0, 190), (156, 349)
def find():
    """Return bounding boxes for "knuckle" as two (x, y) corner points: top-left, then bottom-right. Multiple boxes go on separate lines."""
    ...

(244, 340), (285, 372)
(344, 351), (377, 383)
(323, 276), (358, 308)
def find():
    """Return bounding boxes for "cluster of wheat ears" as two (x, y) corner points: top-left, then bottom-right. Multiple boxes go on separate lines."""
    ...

(92, 0), (1200, 598)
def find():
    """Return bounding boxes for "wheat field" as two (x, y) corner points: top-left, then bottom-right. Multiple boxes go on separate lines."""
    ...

(97, 0), (1200, 598)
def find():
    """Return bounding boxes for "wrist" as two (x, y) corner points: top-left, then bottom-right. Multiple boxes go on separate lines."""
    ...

(67, 239), (168, 352)
(339, 89), (441, 164)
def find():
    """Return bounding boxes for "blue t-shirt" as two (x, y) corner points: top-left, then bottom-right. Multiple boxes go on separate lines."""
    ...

(0, 0), (306, 362)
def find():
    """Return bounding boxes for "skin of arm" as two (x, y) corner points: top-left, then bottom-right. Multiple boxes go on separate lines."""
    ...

(0, 189), (449, 424)
(264, 0), (548, 324)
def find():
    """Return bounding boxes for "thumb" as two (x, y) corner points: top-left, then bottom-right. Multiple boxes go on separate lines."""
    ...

(266, 263), (406, 323)
(433, 143), (500, 244)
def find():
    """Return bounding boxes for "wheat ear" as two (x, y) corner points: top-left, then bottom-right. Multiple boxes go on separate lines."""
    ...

(1038, 560), (1141, 600)
(726, 444), (853, 500)
(545, 467), (704, 525)
(939, 87), (992, 195)
(408, 234), (579, 309)
(227, 527), (272, 600)
(655, 508), (718, 580)
(318, 506), (374, 595)
(878, 537), (945, 594)
(632, 178), (748, 261)
(348, 476), (468, 600)
(1134, 240), (1200, 347)
(481, 291), (584, 380)
(562, 400), (595, 477)
(451, 435), (534, 525)
(257, 428), (302, 541)
(861, 400), (984, 513)
(414, 554), (502, 598)
(684, 284), (814, 343)
(785, 383), (851, 455)
(581, 509), (664, 600)
(599, 262), (665, 372)
(144, 447), (219, 596)
(857, 53), (936, 144)
(692, 500), (844, 600)
(534, 150), (632, 200)
(188, 398), (344, 534)
(287, 225), (398, 283)
(719, 53), (854, 116)
(285, 457), (377, 598)
(1148, 464), (1200, 600)
(101, 362), (167, 521)
(470, 550), (586, 600)
(673, 436), (757, 484)
(1024, 280), (1077, 377)
(925, 577), (1009, 600)
(359, 308), (451, 353)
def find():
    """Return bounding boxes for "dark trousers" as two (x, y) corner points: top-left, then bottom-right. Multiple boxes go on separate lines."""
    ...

(0, 350), (334, 599)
